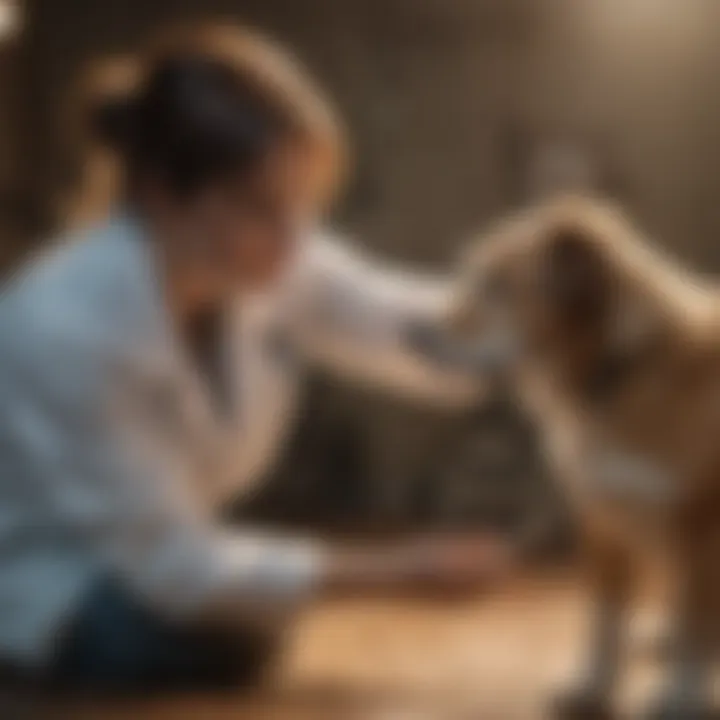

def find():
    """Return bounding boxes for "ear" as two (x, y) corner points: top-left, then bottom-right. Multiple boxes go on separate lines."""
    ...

(544, 225), (609, 333)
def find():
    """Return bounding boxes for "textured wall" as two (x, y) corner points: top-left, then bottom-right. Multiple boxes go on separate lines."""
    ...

(20, 0), (720, 265)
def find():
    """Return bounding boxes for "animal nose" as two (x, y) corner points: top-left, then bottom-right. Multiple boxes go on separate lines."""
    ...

(406, 317), (494, 373)
(405, 318), (449, 362)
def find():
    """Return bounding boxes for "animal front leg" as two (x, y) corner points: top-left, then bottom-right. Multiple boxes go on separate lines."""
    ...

(645, 531), (717, 720)
(554, 537), (632, 720)
(646, 633), (710, 720)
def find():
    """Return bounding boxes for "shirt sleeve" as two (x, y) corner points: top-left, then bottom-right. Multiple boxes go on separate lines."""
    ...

(3, 324), (326, 630)
(290, 230), (484, 407)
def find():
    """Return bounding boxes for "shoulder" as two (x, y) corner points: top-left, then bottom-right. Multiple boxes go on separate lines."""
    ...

(0, 216), (163, 393)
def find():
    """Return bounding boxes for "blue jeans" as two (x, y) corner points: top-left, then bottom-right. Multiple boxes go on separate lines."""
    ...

(46, 577), (279, 694)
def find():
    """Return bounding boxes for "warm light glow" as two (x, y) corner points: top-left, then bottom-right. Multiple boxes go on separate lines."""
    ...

(0, 1), (20, 41)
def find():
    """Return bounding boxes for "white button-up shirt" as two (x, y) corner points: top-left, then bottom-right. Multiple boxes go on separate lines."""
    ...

(0, 212), (478, 666)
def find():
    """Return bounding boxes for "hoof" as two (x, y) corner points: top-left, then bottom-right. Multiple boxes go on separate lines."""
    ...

(552, 688), (614, 720)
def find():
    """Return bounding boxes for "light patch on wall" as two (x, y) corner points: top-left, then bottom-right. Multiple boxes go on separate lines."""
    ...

(572, 0), (715, 112)
(0, 1), (20, 41)
(584, 0), (710, 52)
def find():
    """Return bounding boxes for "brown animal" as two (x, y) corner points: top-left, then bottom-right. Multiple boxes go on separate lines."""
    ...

(429, 196), (720, 719)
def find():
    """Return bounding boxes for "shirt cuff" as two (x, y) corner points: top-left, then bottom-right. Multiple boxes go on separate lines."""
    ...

(212, 531), (327, 622)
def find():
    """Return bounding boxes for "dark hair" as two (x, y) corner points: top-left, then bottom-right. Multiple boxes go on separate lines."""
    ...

(88, 24), (344, 201)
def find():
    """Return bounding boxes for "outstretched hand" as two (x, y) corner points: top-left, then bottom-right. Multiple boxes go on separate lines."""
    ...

(324, 531), (517, 600)
(395, 532), (515, 599)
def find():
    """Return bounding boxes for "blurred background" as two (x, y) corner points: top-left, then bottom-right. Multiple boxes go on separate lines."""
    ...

(1, 0), (720, 541)
(1, 2), (717, 717)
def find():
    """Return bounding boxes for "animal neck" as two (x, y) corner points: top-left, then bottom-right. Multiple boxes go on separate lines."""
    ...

(580, 333), (666, 405)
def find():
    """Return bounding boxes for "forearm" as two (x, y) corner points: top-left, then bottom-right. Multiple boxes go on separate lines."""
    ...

(318, 535), (512, 600)
(304, 316), (483, 407)
(319, 544), (422, 597)
(296, 234), (484, 407)
(121, 527), (511, 624)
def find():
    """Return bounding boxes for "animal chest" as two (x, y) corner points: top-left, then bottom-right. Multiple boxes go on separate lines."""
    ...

(542, 414), (677, 545)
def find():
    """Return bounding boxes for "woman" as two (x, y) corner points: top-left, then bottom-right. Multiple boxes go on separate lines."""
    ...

(0, 24), (502, 692)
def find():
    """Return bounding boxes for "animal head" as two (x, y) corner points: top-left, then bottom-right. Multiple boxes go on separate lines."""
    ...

(435, 195), (709, 399)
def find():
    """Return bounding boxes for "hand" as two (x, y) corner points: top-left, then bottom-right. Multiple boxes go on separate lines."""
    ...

(324, 533), (513, 600)
(396, 533), (513, 599)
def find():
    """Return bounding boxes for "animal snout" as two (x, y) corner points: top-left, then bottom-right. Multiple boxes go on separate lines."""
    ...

(406, 317), (516, 375)
(405, 318), (457, 364)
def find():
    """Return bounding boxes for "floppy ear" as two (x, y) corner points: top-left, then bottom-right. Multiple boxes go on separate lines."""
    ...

(544, 225), (609, 334)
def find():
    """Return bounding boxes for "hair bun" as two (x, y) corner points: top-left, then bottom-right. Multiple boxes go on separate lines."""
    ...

(87, 92), (138, 153)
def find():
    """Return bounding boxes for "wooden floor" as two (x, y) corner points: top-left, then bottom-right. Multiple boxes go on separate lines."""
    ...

(5, 572), (675, 720)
